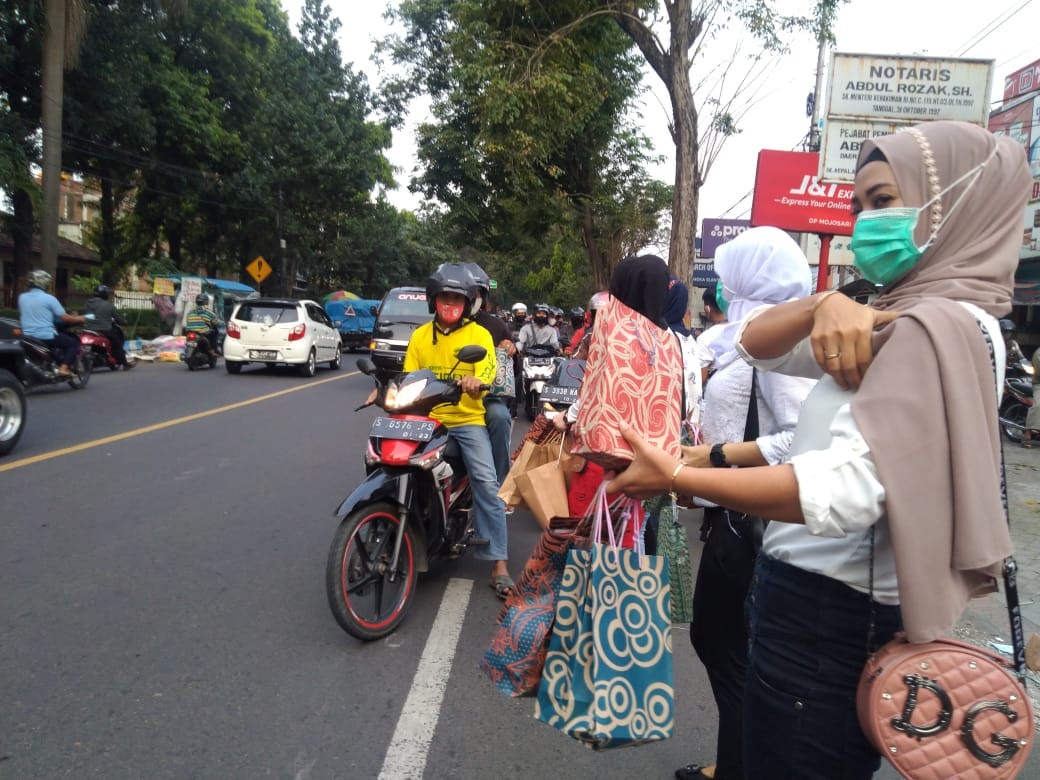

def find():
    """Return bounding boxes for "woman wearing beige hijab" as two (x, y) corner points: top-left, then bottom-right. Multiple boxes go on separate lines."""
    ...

(607, 120), (1030, 779)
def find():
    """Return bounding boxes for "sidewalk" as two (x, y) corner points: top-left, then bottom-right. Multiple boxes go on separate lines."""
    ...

(956, 440), (1040, 726)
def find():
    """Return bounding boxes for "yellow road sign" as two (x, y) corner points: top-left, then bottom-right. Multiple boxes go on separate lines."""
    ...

(246, 255), (272, 284)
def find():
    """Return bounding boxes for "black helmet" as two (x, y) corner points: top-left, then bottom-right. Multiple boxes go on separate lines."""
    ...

(534, 302), (551, 315)
(425, 263), (479, 314)
(569, 306), (585, 326)
(196, 293), (209, 306)
(94, 284), (111, 300)
(999, 318), (1015, 335)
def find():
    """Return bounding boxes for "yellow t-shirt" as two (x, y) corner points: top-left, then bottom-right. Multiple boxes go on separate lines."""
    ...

(403, 319), (497, 428)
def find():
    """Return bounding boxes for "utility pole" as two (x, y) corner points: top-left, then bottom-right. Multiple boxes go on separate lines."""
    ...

(276, 184), (285, 297)
(40, 0), (67, 281)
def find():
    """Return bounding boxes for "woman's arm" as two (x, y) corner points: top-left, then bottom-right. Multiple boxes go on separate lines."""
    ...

(606, 424), (804, 524)
(742, 292), (899, 391)
(740, 292), (832, 360)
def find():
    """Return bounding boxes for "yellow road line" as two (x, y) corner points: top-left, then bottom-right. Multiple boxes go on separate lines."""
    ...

(0, 371), (358, 473)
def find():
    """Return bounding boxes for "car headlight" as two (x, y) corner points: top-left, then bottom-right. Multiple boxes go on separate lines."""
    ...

(385, 378), (428, 410)
(372, 340), (393, 351)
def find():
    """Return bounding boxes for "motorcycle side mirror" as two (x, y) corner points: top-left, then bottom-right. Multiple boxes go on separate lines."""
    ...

(356, 357), (376, 375)
(369, 305), (379, 316)
(454, 345), (487, 364)
(447, 345), (487, 376)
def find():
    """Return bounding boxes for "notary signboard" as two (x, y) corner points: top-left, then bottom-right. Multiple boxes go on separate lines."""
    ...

(820, 53), (993, 182)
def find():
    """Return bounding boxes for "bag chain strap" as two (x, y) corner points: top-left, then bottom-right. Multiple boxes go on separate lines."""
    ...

(980, 322), (1028, 688)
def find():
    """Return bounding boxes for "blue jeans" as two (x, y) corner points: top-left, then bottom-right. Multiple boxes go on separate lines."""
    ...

(744, 555), (902, 780)
(447, 424), (508, 561)
(483, 398), (513, 485)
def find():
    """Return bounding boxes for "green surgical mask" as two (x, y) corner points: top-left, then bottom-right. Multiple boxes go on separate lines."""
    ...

(715, 280), (730, 316)
(850, 147), (996, 287)
(850, 208), (923, 286)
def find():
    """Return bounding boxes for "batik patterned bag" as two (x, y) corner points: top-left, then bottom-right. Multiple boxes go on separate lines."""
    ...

(480, 518), (580, 697)
(570, 296), (683, 471)
(644, 493), (693, 624)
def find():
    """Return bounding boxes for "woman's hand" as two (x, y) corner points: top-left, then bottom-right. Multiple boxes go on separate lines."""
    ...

(809, 293), (898, 390)
(681, 444), (712, 468)
(552, 413), (568, 432)
(604, 424), (678, 499)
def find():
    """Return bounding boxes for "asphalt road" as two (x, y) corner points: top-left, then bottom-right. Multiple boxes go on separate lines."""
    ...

(1, 358), (725, 780)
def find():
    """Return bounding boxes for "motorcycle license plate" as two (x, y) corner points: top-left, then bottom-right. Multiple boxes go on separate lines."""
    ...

(540, 385), (579, 405)
(370, 417), (436, 442)
(250, 350), (278, 360)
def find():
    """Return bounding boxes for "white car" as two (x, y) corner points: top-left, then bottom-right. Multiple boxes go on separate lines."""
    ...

(223, 298), (342, 376)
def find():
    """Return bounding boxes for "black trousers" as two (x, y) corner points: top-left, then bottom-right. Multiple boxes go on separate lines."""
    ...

(689, 507), (762, 780)
(100, 328), (127, 365)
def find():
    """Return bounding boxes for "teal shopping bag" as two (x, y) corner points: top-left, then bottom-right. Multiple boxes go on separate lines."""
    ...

(535, 484), (673, 749)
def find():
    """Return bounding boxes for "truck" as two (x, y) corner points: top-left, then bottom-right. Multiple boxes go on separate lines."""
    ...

(324, 298), (380, 352)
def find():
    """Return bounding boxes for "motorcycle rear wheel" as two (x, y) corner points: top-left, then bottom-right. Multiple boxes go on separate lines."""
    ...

(326, 501), (418, 640)
(1001, 401), (1027, 443)
(69, 354), (91, 389)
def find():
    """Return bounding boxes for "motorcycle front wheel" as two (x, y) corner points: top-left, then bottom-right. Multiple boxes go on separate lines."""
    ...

(325, 501), (418, 641)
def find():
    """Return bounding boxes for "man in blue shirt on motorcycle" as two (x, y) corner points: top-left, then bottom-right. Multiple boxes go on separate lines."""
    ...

(18, 270), (87, 377)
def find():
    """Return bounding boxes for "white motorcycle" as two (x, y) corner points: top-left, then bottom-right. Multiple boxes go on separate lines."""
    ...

(521, 342), (559, 420)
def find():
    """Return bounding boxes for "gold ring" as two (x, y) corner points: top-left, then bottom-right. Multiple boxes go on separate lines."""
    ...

(824, 352), (841, 359)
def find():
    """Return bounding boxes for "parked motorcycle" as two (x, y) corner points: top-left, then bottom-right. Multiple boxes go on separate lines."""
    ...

(80, 324), (132, 371)
(1000, 357), (1035, 443)
(521, 342), (559, 421)
(182, 331), (219, 370)
(325, 346), (491, 640)
(0, 318), (93, 390)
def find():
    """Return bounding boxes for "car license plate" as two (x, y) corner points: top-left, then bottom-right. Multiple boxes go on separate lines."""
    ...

(370, 416), (436, 442)
(540, 385), (579, 404)
(250, 350), (278, 360)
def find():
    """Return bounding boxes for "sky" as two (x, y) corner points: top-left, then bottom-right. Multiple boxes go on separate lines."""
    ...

(289, 0), (1039, 226)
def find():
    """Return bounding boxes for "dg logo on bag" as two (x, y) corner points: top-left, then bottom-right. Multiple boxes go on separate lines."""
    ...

(857, 638), (1035, 780)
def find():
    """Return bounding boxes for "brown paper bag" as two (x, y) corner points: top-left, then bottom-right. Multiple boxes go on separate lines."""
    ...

(515, 457), (570, 530)
(498, 434), (561, 507)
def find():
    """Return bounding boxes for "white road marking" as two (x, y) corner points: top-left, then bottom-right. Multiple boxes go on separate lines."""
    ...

(378, 578), (473, 780)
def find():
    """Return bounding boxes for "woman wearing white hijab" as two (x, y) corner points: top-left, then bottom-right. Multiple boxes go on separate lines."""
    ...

(609, 121), (1029, 779)
(675, 226), (815, 780)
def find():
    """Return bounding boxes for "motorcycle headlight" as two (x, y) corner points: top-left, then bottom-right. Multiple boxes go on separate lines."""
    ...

(385, 378), (428, 410)
(1025, 364), (1036, 376)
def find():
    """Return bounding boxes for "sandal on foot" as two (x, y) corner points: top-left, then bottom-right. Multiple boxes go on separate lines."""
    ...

(675, 764), (715, 780)
(489, 575), (515, 600)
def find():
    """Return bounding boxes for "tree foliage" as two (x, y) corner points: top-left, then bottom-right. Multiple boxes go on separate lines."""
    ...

(385, 0), (673, 304)
(3, 0), (433, 300)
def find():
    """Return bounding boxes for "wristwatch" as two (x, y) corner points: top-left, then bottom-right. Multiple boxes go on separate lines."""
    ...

(709, 443), (728, 468)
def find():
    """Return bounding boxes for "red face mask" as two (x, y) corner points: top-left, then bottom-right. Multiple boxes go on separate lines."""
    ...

(436, 301), (465, 325)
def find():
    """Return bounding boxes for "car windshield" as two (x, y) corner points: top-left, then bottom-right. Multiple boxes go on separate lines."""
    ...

(380, 293), (429, 319)
(235, 302), (299, 324)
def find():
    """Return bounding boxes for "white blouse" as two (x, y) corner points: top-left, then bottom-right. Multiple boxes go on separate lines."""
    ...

(735, 301), (1005, 604)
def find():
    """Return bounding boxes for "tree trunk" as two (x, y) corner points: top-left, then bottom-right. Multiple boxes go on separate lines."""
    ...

(10, 188), (34, 306)
(168, 228), (181, 268)
(665, 15), (698, 291)
(40, 0), (66, 278)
